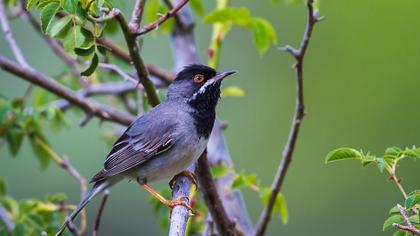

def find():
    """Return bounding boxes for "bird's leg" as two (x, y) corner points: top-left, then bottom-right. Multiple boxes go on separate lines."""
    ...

(140, 182), (197, 215)
(169, 171), (198, 190)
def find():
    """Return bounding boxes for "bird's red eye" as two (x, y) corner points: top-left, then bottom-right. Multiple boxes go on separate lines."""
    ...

(193, 74), (205, 83)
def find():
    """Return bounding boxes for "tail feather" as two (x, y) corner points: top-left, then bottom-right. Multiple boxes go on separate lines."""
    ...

(55, 180), (110, 236)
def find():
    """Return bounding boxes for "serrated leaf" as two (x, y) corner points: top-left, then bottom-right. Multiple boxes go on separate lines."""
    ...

(325, 148), (363, 164)
(26, 0), (38, 10)
(405, 191), (420, 208)
(383, 214), (404, 231)
(204, 7), (251, 26)
(74, 45), (95, 56)
(6, 128), (24, 156)
(61, 0), (76, 14)
(0, 179), (6, 196)
(80, 53), (98, 76)
(48, 15), (72, 37)
(384, 146), (402, 160)
(403, 147), (420, 159)
(190, 0), (204, 16)
(221, 86), (245, 97)
(40, 2), (60, 33)
(248, 17), (277, 55)
(211, 163), (230, 178)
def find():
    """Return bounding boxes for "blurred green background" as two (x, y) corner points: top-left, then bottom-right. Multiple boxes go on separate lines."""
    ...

(1, 0), (419, 235)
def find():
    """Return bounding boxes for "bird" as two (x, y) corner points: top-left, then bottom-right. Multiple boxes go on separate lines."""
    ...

(55, 64), (236, 235)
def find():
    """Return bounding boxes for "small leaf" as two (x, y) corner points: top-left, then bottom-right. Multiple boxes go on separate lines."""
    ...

(383, 214), (404, 231)
(210, 163), (230, 178)
(384, 146), (402, 161)
(40, 2), (60, 33)
(221, 86), (245, 97)
(403, 147), (420, 159)
(190, 0), (204, 16)
(376, 157), (386, 172)
(203, 7), (251, 26)
(61, 0), (76, 14)
(145, 0), (160, 24)
(248, 17), (277, 55)
(11, 98), (24, 109)
(0, 179), (6, 196)
(96, 44), (108, 55)
(80, 27), (94, 41)
(13, 223), (27, 236)
(6, 128), (24, 156)
(26, 0), (38, 10)
(48, 15), (72, 37)
(28, 134), (50, 169)
(274, 192), (288, 224)
(37, 0), (59, 8)
(74, 45), (95, 56)
(325, 148), (363, 164)
(405, 191), (420, 208)
(389, 206), (400, 215)
(80, 53), (99, 76)
(63, 25), (85, 53)
(231, 175), (246, 190)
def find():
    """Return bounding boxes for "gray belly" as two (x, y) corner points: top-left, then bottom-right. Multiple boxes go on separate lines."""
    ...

(133, 137), (208, 183)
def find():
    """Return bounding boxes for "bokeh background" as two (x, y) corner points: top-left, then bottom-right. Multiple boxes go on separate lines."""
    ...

(1, 0), (419, 235)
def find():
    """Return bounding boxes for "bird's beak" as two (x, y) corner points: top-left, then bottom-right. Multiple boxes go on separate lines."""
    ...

(212, 70), (237, 82)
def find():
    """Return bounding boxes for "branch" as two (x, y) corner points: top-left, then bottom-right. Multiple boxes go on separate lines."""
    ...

(254, 1), (320, 235)
(114, 9), (160, 106)
(0, 56), (135, 126)
(128, 0), (146, 31)
(195, 151), (236, 236)
(0, 0), (29, 67)
(0, 205), (14, 232)
(132, 0), (189, 36)
(92, 190), (110, 236)
(393, 204), (420, 235)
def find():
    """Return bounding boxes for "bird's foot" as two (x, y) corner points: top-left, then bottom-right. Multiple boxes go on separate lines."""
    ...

(167, 196), (198, 217)
(169, 171), (197, 190)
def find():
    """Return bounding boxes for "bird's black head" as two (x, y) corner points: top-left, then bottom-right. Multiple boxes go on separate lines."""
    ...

(167, 64), (236, 105)
(167, 64), (236, 138)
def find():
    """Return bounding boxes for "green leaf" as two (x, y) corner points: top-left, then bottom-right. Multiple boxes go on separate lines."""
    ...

(389, 206), (400, 215)
(37, 0), (59, 8)
(383, 214), (404, 231)
(80, 27), (94, 41)
(75, 2), (87, 21)
(13, 223), (27, 236)
(11, 98), (24, 109)
(145, 0), (160, 24)
(403, 147), (420, 159)
(74, 45), (95, 56)
(274, 192), (288, 224)
(221, 86), (245, 97)
(48, 15), (72, 38)
(190, 0), (204, 16)
(405, 190), (420, 208)
(231, 175), (246, 190)
(203, 7), (251, 26)
(63, 25), (85, 53)
(26, 0), (38, 10)
(325, 148), (363, 164)
(96, 44), (108, 55)
(61, 0), (76, 14)
(384, 146), (402, 161)
(80, 53), (99, 76)
(6, 128), (24, 156)
(28, 134), (50, 169)
(210, 163), (230, 178)
(361, 154), (376, 167)
(40, 2), (60, 33)
(393, 230), (407, 236)
(248, 17), (277, 55)
(0, 179), (6, 196)
(376, 157), (386, 172)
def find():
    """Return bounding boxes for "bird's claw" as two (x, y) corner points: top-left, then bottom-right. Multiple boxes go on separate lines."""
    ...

(168, 196), (199, 217)
(169, 171), (198, 190)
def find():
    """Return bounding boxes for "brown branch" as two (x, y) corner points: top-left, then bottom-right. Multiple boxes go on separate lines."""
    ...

(0, 0), (29, 67)
(195, 151), (236, 236)
(0, 56), (135, 126)
(133, 0), (189, 36)
(92, 190), (110, 236)
(254, 1), (320, 235)
(393, 204), (420, 235)
(114, 9), (160, 106)
(128, 0), (146, 31)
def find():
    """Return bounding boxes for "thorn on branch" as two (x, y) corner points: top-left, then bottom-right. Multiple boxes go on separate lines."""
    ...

(280, 45), (299, 58)
(79, 112), (94, 127)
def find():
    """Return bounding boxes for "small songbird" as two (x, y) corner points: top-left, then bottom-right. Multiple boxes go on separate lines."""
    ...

(55, 64), (236, 235)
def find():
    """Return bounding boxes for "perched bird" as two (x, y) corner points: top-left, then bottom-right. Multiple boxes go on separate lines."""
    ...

(55, 64), (236, 235)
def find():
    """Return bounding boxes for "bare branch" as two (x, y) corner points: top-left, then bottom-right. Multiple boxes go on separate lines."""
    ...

(128, 0), (146, 31)
(93, 190), (110, 236)
(254, 1), (320, 235)
(0, 0), (29, 67)
(114, 9), (161, 106)
(0, 56), (135, 126)
(195, 151), (236, 236)
(133, 0), (189, 36)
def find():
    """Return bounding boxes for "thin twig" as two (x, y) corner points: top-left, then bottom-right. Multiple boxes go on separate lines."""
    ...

(393, 204), (420, 235)
(128, 0), (146, 31)
(0, 206), (14, 232)
(133, 0), (189, 36)
(92, 190), (110, 236)
(195, 151), (236, 236)
(114, 9), (161, 106)
(0, 0), (29, 67)
(0, 56), (135, 126)
(254, 1), (320, 235)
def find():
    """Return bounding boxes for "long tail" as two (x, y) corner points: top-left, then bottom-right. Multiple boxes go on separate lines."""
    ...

(55, 180), (110, 236)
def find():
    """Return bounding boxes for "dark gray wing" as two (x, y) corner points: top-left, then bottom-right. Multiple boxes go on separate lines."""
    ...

(90, 112), (175, 183)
